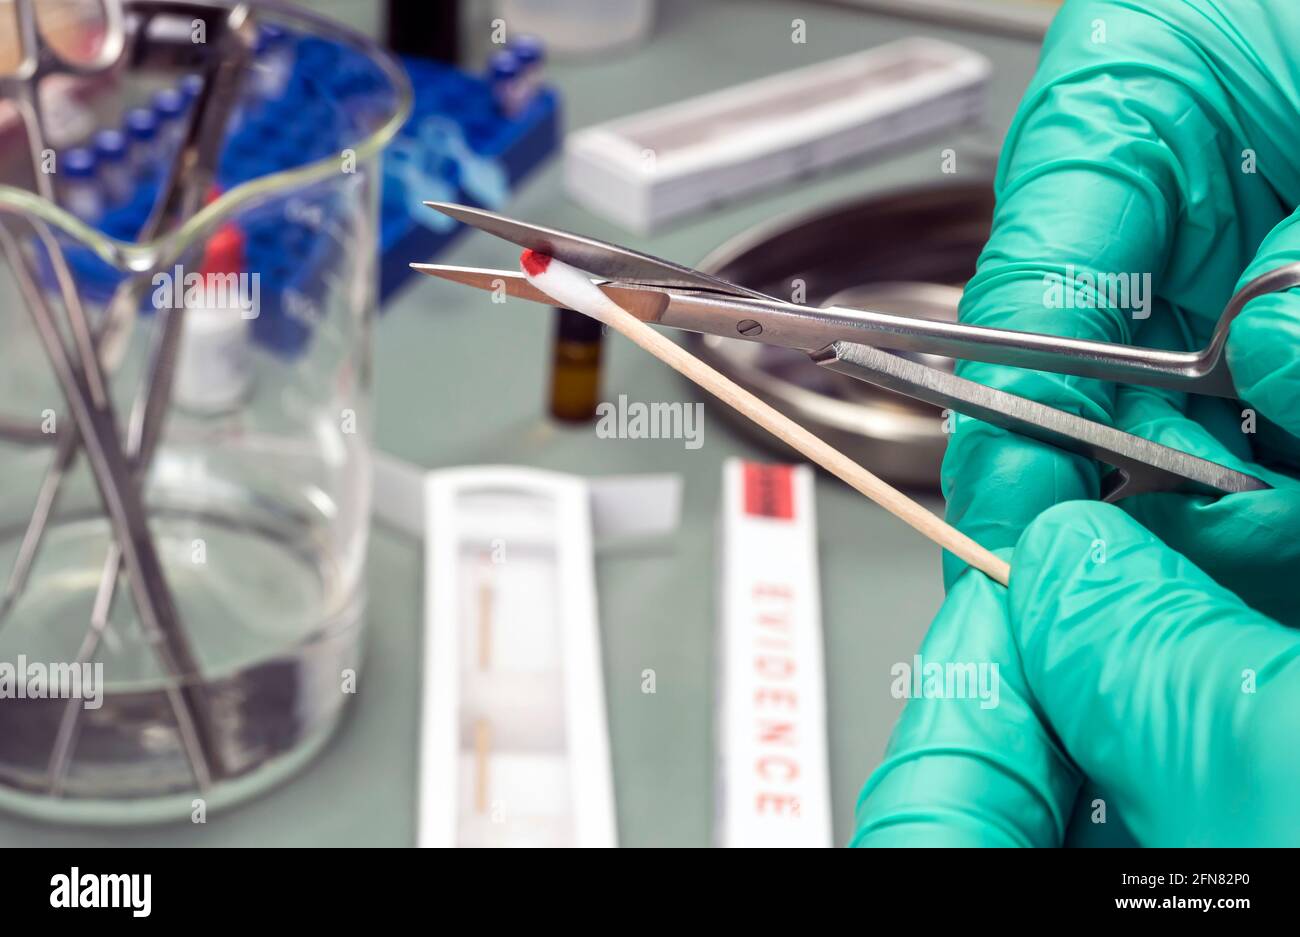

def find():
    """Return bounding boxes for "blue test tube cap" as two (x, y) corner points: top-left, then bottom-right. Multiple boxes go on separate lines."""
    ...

(124, 107), (158, 141)
(153, 88), (187, 121)
(179, 74), (205, 104)
(62, 147), (97, 178)
(92, 129), (127, 163)
(512, 35), (545, 68)
(488, 49), (520, 82)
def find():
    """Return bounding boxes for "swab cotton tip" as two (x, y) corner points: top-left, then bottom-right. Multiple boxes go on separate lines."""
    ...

(520, 248), (550, 276)
(519, 250), (617, 325)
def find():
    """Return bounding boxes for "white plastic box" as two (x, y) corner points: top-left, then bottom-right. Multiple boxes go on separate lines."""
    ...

(419, 468), (616, 847)
(564, 37), (991, 232)
(716, 460), (832, 847)
(376, 456), (681, 848)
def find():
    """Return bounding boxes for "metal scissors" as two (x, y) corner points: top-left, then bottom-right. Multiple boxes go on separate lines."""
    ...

(413, 202), (1300, 501)
(0, 0), (128, 204)
(0, 0), (220, 785)
(0, 0), (258, 790)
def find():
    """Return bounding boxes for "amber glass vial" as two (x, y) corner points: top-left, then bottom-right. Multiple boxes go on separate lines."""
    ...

(549, 307), (605, 422)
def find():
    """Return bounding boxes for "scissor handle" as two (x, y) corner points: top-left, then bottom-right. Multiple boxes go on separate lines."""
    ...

(654, 289), (1228, 395)
(7, 0), (127, 80)
(1204, 261), (1300, 367)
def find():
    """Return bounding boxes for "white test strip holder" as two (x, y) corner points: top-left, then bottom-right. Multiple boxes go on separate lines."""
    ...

(372, 455), (681, 847)
(564, 36), (991, 233)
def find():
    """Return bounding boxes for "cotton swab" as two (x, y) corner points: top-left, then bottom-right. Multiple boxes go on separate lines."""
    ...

(519, 249), (1011, 587)
(474, 719), (491, 814)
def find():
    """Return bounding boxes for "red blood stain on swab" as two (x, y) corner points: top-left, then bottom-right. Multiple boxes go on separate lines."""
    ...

(520, 249), (551, 276)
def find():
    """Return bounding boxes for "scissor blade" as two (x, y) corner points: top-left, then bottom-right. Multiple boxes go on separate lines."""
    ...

(423, 202), (774, 301)
(410, 263), (672, 322)
(815, 340), (1270, 500)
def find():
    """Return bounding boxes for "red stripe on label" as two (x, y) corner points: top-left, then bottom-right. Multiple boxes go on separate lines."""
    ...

(743, 463), (795, 519)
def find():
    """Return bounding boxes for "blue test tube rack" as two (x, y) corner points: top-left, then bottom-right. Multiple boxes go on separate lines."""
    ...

(51, 31), (561, 358)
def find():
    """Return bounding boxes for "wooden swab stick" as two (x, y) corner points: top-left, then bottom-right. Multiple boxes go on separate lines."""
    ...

(520, 250), (1011, 587)
(474, 719), (491, 814)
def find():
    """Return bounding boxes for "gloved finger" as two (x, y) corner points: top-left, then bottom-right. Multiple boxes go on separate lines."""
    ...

(1113, 383), (1300, 627)
(941, 418), (1098, 588)
(1009, 501), (1300, 846)
(944, 297), (1191, 588)
(1060, 780), (1140, 848)
(852, 563), (1079, 847)
(1225, 207), (1300, 463)
(943, 35), (1188, 578)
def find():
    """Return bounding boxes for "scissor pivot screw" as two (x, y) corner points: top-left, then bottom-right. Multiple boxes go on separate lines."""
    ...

(737, 319), (763, 336)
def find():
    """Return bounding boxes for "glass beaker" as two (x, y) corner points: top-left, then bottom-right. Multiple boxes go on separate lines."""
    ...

(0, 0), (411, 822)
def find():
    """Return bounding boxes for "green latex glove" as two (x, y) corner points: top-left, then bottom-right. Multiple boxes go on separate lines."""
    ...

(853, 502), (1300, 847)
(858, 0), (1300, 847)
(942, 0), (1300, 627)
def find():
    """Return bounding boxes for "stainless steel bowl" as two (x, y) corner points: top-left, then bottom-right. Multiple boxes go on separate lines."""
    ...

(693, 182), (994, 488)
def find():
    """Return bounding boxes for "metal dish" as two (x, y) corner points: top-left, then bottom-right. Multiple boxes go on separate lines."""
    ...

(692, 182), (994, 488)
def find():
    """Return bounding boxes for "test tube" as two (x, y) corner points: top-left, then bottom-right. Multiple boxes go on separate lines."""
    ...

(60, 146), (102, 225)
(153, 88), (188, 162)
(124, 107), (160, 181)
(488, 49), (523, 118)
(511, 35), (545, 106)
(180, 75), (234, 134)
(179, 74), (205, 107)
(92, 129), (131, 208)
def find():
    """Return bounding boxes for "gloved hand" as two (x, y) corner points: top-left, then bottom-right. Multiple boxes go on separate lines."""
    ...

(857, 0), (1300, 848)
(944, 0), (1300, 627)
(852, 501), (1300, 847)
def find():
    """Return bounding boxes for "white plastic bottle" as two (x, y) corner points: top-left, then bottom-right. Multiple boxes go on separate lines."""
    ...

(174, 223), (256, 415)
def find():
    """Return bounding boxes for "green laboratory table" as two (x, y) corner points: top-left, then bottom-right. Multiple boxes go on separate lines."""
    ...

(2, 0), (1041, 847)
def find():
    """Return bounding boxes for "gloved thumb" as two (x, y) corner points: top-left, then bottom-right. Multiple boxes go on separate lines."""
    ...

(1225, 208), (1300, 457)
(1006, 501), (1300, 846)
